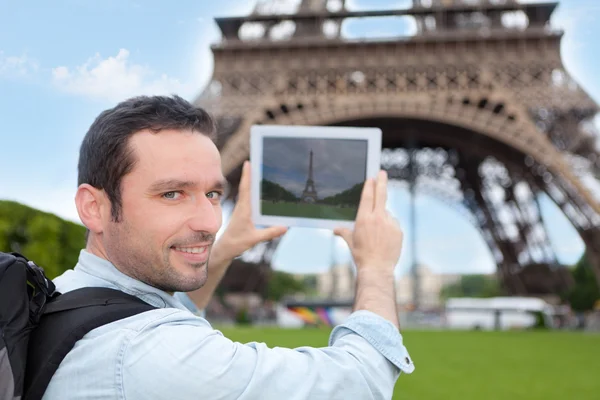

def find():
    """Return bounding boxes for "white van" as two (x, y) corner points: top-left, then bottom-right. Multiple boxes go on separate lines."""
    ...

(444, 297), (555, 331)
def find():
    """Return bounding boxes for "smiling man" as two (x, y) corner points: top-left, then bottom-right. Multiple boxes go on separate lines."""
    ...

(38, 95), (414, 399)
(82, 123), (226, 294)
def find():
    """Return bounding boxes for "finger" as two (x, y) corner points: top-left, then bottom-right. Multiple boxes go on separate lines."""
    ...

(375, 170), (388, 212)
(333, 227), (353, 249)
(356, 178), (375, 220)
(256, 226), (288, 242)
(237, 160), (251, 204)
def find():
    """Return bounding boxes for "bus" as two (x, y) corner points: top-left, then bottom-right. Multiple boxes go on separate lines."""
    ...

(444, 297), (556, 331)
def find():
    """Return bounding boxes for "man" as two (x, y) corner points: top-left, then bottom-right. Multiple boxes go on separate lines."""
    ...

(45, 95), (414, 399)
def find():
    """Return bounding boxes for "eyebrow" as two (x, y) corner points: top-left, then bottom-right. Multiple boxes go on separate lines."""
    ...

(148, 179), (196, 193)
(211, 179), (229, 192)
(148, 178), (228, 193)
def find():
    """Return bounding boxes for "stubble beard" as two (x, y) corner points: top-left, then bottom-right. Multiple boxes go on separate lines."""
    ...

(154, 248), (211, 293)
(103, 220), (213, 294)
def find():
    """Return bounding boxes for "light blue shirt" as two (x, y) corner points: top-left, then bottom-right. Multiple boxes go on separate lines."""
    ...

(44, 250), (414, 399)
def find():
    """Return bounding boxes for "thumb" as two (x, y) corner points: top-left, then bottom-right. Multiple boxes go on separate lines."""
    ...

(257, 226), (288, 242)
(333, 228), (353, 249)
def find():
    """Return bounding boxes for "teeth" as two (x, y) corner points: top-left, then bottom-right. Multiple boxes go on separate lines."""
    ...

(174, 246), (206, 254)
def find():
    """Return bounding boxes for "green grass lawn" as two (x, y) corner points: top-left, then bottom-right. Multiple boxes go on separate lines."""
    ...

(219, 327), (600, 399)
(261, 200), (357, 220)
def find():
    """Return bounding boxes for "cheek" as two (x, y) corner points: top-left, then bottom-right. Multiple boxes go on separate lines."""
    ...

(211, 204), (224, 231)
(122, 200), (180, 241)
(141, 209), (187, 242)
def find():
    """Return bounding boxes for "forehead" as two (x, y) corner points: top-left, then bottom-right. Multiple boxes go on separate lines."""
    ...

(128, 128), (223, 182)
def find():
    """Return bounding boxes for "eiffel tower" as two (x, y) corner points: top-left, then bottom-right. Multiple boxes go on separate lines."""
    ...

(301, 149), (318, 203)
(194, 0), (600, 297)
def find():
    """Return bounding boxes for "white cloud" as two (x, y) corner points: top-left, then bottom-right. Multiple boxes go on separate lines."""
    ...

(51, 49), (193, 102)
(0, 51), (39, 77)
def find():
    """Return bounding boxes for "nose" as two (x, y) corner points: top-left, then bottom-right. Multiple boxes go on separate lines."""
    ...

(188, 196), (222, 235)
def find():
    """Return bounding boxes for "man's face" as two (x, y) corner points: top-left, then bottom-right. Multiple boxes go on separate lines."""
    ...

(101, 129), (225, 293)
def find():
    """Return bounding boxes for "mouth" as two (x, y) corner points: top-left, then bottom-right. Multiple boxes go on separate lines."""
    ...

(170, 244), (211, 263)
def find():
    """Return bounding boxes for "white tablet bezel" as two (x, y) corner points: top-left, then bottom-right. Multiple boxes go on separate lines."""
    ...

(250, 124), (382, 230)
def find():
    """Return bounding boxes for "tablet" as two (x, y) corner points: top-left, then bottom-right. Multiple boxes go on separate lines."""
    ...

(250, 125), (382, 230)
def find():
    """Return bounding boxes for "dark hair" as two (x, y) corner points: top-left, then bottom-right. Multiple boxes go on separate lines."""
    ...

(78, 95), (217, 222)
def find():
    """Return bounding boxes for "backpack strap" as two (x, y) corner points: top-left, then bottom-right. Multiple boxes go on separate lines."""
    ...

(23, 287), (157, 400)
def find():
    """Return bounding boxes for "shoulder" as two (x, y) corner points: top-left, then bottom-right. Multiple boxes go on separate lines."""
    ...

(45, 308), (222, 398)
(86, 306), (212, 339)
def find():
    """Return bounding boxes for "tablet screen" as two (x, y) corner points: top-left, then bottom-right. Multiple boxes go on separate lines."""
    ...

(261, 137), (368, 221)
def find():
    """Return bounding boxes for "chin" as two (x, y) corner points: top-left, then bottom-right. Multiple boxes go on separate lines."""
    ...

(164, 254), (208, 291)
(181, 278), (207, 293)
(180, 265), (208, 289)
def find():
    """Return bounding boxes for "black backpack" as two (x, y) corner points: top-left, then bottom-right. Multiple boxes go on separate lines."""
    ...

(0, 252), (156, 400)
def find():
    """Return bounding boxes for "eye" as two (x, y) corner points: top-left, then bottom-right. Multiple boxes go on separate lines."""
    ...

(162, 191), (182, 200)
(206, 191), (223, 201)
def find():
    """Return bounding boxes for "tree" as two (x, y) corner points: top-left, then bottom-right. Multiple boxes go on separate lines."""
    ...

(261, 179), (298, 202)
(320, 182), (363, 206)
(440, 274), (502, 300)
(265, 270), (309, 302)
(563, 255), (600, 312)
(0, 200), (86, 278)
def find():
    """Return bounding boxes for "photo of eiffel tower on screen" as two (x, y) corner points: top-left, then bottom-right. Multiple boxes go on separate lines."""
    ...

(300, 149), (318, 204)
(260, 137), (368, 221)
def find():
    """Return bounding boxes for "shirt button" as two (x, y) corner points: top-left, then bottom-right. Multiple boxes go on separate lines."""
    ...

(405, 357), (410, 364)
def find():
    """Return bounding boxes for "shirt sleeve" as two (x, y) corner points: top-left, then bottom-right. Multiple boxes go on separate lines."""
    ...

(120, 310), (414, 400)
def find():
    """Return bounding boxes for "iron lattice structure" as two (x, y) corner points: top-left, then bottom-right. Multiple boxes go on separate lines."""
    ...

(194, 0), (600, 297)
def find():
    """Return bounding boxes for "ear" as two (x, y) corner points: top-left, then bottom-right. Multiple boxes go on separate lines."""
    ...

(75, 184), (108, 234)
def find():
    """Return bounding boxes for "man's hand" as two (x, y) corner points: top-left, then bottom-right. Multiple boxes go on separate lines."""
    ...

(213, 160), (288, 261)
(334, 170), (403, 328)
(334, 170), (403, 273)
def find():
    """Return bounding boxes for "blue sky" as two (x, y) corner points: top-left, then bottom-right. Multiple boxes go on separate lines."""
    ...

(1, 0), (599, 277)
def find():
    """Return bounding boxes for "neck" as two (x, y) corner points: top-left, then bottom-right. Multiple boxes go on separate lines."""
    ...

(85, 235), (110, 262)
(85, 235), (175, 297)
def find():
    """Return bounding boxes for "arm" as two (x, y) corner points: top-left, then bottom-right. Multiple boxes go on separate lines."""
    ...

(334, 170), (402, 329)
(183, 161), (287, 310)
(124, 171), (413, 400)
(121, 309), (413, 400)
